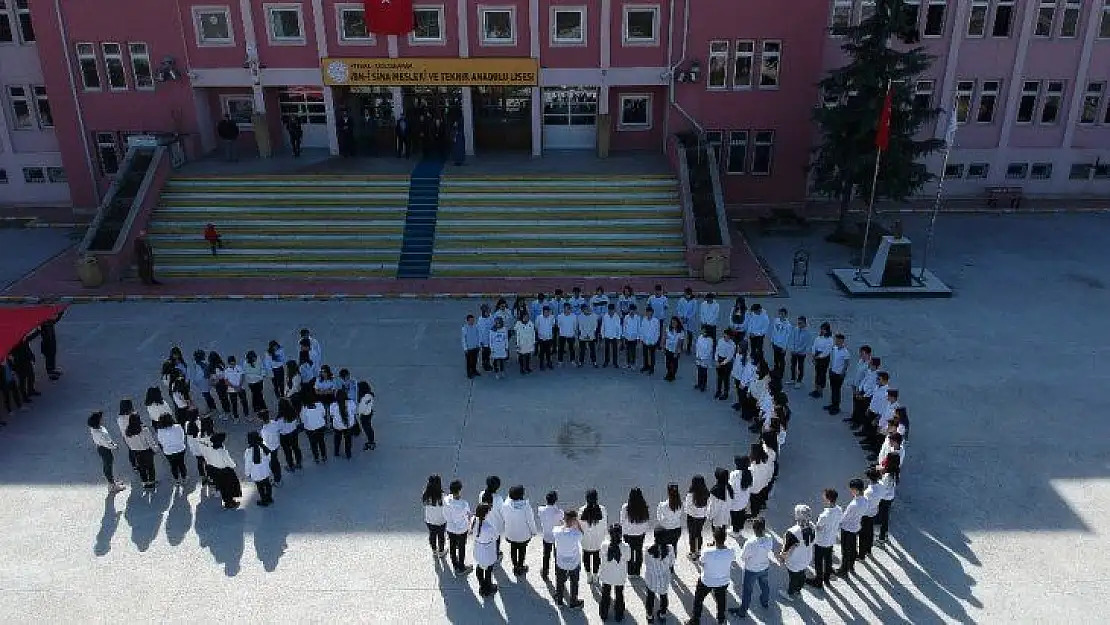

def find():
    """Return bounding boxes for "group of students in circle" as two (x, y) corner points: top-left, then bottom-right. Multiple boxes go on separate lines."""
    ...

(85, 328), (378, 510)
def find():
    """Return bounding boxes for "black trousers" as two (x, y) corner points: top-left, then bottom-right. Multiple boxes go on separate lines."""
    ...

(829, 372), (845, 409)
(603, 338), (620, 365)
(426, 522), (446, 551)
(509, 539), (529, 569)
(715, 364), (731, 397)
(814, 545), (834, 584)
(877, 499), (892, 540)
(691, 580), (728, 623)
(42, 345), (58, 374)
(476, 565), (495, 594)
(15, 366), (35, 400)
(664, 351), (679, 379)
(625, 339), (638, 366)
(306, 428), (327, 462)
(642, 344), (657, 372)
(851, 394), (869, 425)
(577, 341), (596, 364)
(248, 381), (266, 414)
(166, 451), (188, 480)
(599, 584), (625, 620)
(333, 427), (352, 458)
(255, 477), (273, 504)
(730, 508), (748, 534)
(749, 335), (765, 362)
(687, 516), (706, 553)
(583, 550), (600, 574)
(271, 367), (285, 397)
(517, 353), (532, 373)
(2, 379), (22, 412)
(787, 569), (806, 595)
(360, 412), (376, 447)
(704, 324), (717, 341)
(813, 356), (831, 389)
(542, 540), (554, 575)
(555, 565), (581, 601)
(268, 449), (282, 484)
(837, 529), (858, 574)
(772, 345), (786, 377)
(859, 514), (875, 558)
(646, 590), (669, 616)
(279, 430), (303, 469)
(448, 531), (468, 570)
(790, 353), (806, 383)
(481, 346), (492, 370)
(135, 448), (156, 484)
(197, 456), (210, 484)
(558, 336), (575, 361)
(538, 339), (553, 368)
(696, 365), (708, 390)
(464, 348), (479, 376)
(214, 382), (231, 413)
(624, 533), (645, 574)
(96, 446), (115, 483)
(230, 388), (248, 417)
(665, 527), (682, 557)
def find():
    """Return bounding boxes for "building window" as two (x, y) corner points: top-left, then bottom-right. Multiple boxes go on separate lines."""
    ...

(551, 7), (585, 44)
(337, 5), (372, 43)
(1080, 82), (1104, 124)
(1059, 0), (1082, 36)
(618, 94), (651, 129)
(860, 0), (877, 23)
(1095, 163), (1110, 178)
(6, 85), (32, 129)
(95, 132), (120, 175)
(830, 0), (853, 35)
(902, 0), (921, 32)
(0, 0), (12, 43)
(1040, 80), (1064, 124)
(976, 79), (1000, 122)
(47, 167), (66, 183)
(726, 130), (748, 174)
(967, 162), (990, 179)
(32, 85), (51, 128)
(1016, 81), (1041, 123)
(704, 130), (723, 158)
(623, 6), (659, 45)
(266, 4), (305, 44)
(1005, 162), (1029, 179)
(954, 80), (974, 123)
(193, 6), (234, 46)
(968, 0), (989, 36)
(913, 80), (934, 110)
(992, 0), (1015, 36)
(1070, 163), (1093, 179)
(102, 43), (128, 90)
(734, 40), (755, 89)
(23, 167), (45, 183)
(1101, 0), (1110, 38)
(14, 0), (31, 43)
(707, 40), (728, 89)
(479, 7), (515, 44)
(128, 43), (154, 90)
(944, 163), (965, 179)
(750, 130), (774, 175)
(924, 0), (947, 36)
(75, 43), (101, 91)
(221, 94), (255, 128)
(412, 6), (444, 42)
(759, 41), (781, 88)
(1035, 0), (1056, 37)
(1030, 162), (1053, 179)
(0, 169), (6, 183)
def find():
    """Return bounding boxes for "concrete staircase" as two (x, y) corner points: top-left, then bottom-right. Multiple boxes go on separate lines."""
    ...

(431, 174), (687, 277)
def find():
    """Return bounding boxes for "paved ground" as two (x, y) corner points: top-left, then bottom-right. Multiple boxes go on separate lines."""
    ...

(0, 213), (1108, 623)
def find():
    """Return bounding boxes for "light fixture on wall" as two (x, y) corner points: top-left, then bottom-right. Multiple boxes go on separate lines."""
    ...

(676, 60), (701, 83)
(156, 56), (181, 82)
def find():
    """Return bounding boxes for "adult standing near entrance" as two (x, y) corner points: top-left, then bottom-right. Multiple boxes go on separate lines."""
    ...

(395, 114), (410, 158)
(134, 230), (161, 285)
(337, 110), (355, 157)
(216, 115), (240, 162)
(451, 121), (466, 166)
(284, 116), (303, 158)
(361, 107), (377, 156)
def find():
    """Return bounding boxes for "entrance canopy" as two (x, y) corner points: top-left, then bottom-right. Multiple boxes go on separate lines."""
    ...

(0, 305), (66, 360)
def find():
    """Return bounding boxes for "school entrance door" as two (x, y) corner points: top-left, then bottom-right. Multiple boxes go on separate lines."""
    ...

(542, 86), (598, 150)
(472, 86), (532, 152)
(278, 88), (328, 148)
(403, 86), (462, 124)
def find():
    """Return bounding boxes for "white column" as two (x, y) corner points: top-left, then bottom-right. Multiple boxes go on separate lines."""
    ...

(1061, 0), (1104, 147)
(388, 35), (399, 57)
(933, 0), (968, 140)
(457, 0), (470, 57)
(461, 87), (476, 155)
(529, 0), (541, 156)
(996, 0), (1041, 159)
(239, 0), (265, 112)
(531, 87), (542, 156)
(389, 36), (403, 120)
(599, 0), (611, 123)
(323, 90), (340, 154)
(310, 0), (339, 154)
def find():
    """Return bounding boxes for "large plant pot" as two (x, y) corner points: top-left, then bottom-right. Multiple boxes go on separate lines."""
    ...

(702, 253), (727, 284)
(76, 255), (104, 288)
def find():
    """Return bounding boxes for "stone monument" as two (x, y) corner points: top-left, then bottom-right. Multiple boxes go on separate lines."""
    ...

(866, 222), (913, 287)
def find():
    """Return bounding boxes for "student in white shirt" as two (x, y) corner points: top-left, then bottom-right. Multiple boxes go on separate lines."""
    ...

(714, 330), (737, 400)
(188, 417), (215, 486)
(656, 484), (684, 560)
(356, 381), (376, 451)
(693, 326), (714, 392)
(778, 504), (817, 601)
(677, 287), (698, 354)
(225, 355), (249, 420)
(708, 467), (735, 534)
(770, 307), (793, 378)
(568, 287), (587, 319)
(621, 304), (642, 370)
(202, 432), (240, 508)
(462, 314), (482, 379)
(835, 478), (867, 577)
(735, 518), (773, 617)
(422, 474), (448, 557)
(556, 303), (577, 366)
(748, 444), (773, 516)
(489, 317), (510, 379)
(243, 431), (275, 507)
(314, 364), (338, 406)
(207, 352), (233, 419)
(155, 414), (189, 486)
(852, 356), (881, 429)
(662, 317), (685, 381)
(553, 510), (585, 608)
(684, 474), (711, 558)
(643, 527), (676, 623)
(858, 469), (883, 561)
(88, 411), (126, 492)
(639, 307), (663, 375)
(787, 315), (813, 388)
(443, 480), (473, 574)
(598, 524), (631, 621)
(471, 502), (501, 597)
(579, 489), (608, 583)
(538, 491), (564, 580)
(242, 351), (268, 416)
(502, 485), (539, 575)
(744, 303), (770, 363)
(619, 487), (652, 576)
(729, 297), (747, 339)
(122, 409), (158, 488)
(264, 340), (287, 397)
(535, 306), (556, 370)
(698, 292), (720, 340)
(728, 455), (754, 535)
(826, 333), (852, 415)
(600, 304), (623, 368)
(276, 398), (303, 470)
(617, 284), (636, 318)
(877, 457), (900, 543)
(143, 386), (174, 429)
(476, 304), (494, 372)
(809, 322), (834, 399)
(812, 488), (844, 588)
(259, 410), (283, 485)
(282, 360), (301, 404)
(514, 315), (537, 375)
(331, 390), (357, 459)
(730, 345), (751, 411)
(576, 305), (598, 367)
(300, 397), (328, 464)
(691, 526), (736, 623)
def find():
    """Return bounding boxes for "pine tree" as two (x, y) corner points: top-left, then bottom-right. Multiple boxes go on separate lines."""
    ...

(810, 0), (945, 242)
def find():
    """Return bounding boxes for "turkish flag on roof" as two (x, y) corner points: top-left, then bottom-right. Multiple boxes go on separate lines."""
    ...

(365, 0), (415, 36)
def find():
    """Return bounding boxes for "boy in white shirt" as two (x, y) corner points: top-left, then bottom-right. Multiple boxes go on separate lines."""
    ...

(835, 479), (866, 577)
(576, 305), (598, 367)
(677, 287), (698, 354)
(639, 306), (663, 375)
(769, 308), (792, 379)
(858, 469), (882, 561)
(477, 304), (494, 372)
(691, 526), (736, 623)
(621, 304), (642, 370)
(443, 480), (473, 574)
(600, 304), (623, 368)
(647, 284), (669, 321)
(698, 293), (720, 341)
(535, 306), (556, 370)
(811, 488), (843, 588)
(538, 491), (564, 580)
(694, 327), (714, 392)
(556, 303), (577, 367)
(733, 518), (773, 618)
(714, 330), (737, 400)
(553, 510), (586, 608)
(224, 356), (248, 421)
(744, 303), (770, 363)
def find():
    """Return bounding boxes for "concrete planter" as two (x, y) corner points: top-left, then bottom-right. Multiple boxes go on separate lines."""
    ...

(76, 255), (104, 288)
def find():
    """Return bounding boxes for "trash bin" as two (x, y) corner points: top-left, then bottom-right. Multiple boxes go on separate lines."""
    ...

(702, 252), (727, 284)
(76, 254), (104, 288)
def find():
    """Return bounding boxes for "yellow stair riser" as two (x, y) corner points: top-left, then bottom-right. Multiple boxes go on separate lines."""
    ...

(431, 268), (689, 277)
(149, 240), (402, 248)
(153, 212), (406, 220)
(149, 226), (405, 234)
(159, 200), (409, 208)
(159, 256), (401, 265)
(434, 240), (681, 249)
(157, 269), (398, 279)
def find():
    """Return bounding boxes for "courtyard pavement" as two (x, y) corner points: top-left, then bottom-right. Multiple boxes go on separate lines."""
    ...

(0, 213), (1108, 623)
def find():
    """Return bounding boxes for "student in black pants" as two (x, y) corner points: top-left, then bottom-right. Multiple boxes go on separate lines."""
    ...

(858, 469), (882, 560)
(811, 488), (842, 589)
(835, 479), (866, 578)
(826, 333), (851, 415)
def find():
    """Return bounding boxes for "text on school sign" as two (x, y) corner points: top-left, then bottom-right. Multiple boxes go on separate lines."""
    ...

(322, 58), (539, 87)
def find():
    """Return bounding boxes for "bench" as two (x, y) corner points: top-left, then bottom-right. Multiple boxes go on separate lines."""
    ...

(986, 186), (1023, 209)
(758, 207), (810, 233)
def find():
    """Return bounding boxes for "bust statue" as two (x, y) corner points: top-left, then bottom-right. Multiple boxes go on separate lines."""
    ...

(892, 219), (904, 239)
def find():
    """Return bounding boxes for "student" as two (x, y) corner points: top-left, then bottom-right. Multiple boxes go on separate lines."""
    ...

(462, 314), (482, 379)
(169, 378), (197, 424)
(744, 304), (770, 363)
(263, 340), (287, 397)
(778, 504), (817, 601)
(568, 287), (587, 318)
(553, 509), (585, 608)
(748, 444), (772, 516)
(589, 286), (610, 327)
(729, 296), (747, 339)
(811, 488), (843, 588)
(243, 351), (268, 416)
(858, 468), (882, 561)
(787, 316), (812, 388)
(315, 365), (337, 406)
(206, 432), (242, 509)
(300, 397), (328, 464)
(691, 526), (735, 624)
(835, 478), (867, 577)
(222, 355), (246, 420)
(123, 412), (158, 489)
(877, 456), (900, 543)
(477, 304), (495, 372)
(576, 305), (598, 367)
(619, 487), (651, 576)
(156, 414), (189, 486)
(243, 431), (275, 507)
(728, 456), (753, 536)
(297, 350), (317, 401)
(332, 390), (357, 459)
(656, 484), (684, 560)
(478, 476), (506, 562)
(869, 388), (901, 453)
(826, 334), (852, 415)
(810, 322), (834, 399)
(493, 298), (513, 329)
(538, 491), (564, 580)
(530, 292), (547, 323)
(514, 312), (537, 375)
(143, 387), (174, 427)
(556, 303), (577, 366)
(283, 360), (302, 405)
(648, 285), (668, 321)
(853, 356), (881, 429)
(698, 292), (720, 340)
(502, 485), (539, 575)
(189, 350), (217, 416)
(277, 398), (304, 471)
(729, 345), (752, 411)
(89, 412), (127, 492)
(337, 369), (357, 404)
(536, 306), (556, 370)
(444, 480), (474, 574)
(617, 285), (636, 317)
(208, 352), (232, 419)
(644, 526), (676, 623)
(708, 467), (735, 534)
(879, 431), (905, 471)
(713, 330), (736, 400)
(300, 328), (323, 364)
(472, 500), (500, 597)
(693, 326), (714, 392)
(662, 317), (684, 381)
(677, 287), (698, 354)
(600, 304), (623, 367)
(621, 304), (641, 370)
(579, 489), (608, 583)
(770, 308), (792, 379)
(259, 410), (283, 486)
(639, 306), (662, 375)
(865, 372), (892, 440)
(598, 524), (630, 621)
(355, 381), (376, 451)
(488, 317), (510, 379)
(422, 474), (448, 557)
(734, 518), (773, 618)
(680, 474), (713, 562)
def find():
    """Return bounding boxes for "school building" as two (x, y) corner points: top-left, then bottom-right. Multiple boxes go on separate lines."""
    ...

(2, 0), (1110, 213)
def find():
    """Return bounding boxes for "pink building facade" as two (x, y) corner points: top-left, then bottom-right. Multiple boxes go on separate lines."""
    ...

(2, 0), (1109, 212)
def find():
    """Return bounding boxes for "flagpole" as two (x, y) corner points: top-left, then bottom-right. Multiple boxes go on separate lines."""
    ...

(920, 108), (958, 282)
(856, 78), (893, 281)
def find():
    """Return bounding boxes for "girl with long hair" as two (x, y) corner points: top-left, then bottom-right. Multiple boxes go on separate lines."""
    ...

(88, 411), (126, 493)
(656, 484), (683, 563)
(243, 431), (275, 507)
(189, 350), (217, 416)
(144, 386), (174, 427)
(259, 409), (283, 486)
(579, 488), (608, 583)
(277, 398), (303, 471)
(619, 487), (651, 576)
(243, 350), (268, 416)
(155, 414), (189, 486)
(748, 443), (772, 515)
(422, 474), (447, 557)
(684, 474), (710, 558)
(206, 352), (231, 419)
(186, 418), (212, 486)
(123, 411), (157, 489)
(263, 340), (286, 397)
(357, 381), (376, 451)
(728, 455), (754, 535)
(283, 360), (301, 405)
(300, 396), (328, 464)
(332, 389), (356, 459)
(205, 432), (241, 509)
(709, 467), (736, 534)
(471, 501), (500, 597)
(598, 524), (630, 621)
(644, 526), (676, 623)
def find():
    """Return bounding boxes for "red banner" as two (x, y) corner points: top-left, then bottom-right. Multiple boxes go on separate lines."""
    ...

(365, 0), (414, 36)
(875, 87), (893, 151)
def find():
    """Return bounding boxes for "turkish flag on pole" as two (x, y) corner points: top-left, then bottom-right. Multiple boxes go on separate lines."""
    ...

(875, 86), (893, 151)
(365, 0), (414, 36)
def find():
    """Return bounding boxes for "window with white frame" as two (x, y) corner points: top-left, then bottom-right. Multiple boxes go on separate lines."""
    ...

(1016, 80), (1040, 123)
(976, 79), (1001, 122)
(1030, 162), (1053, 179)
(902, 0), (921, 32)
(47, 167), (65, 183)
(750, 130), (774, 175)
(412, 6), (444, 42)
(6, 85), (32, 129)
(14, 0), (31, 43)
(1040, 80), (1064, 123)
(551, 7), (585, 44)
(1059, 0), (1082, 36)
(23, 167), (45, 183)
(480, 7), (515, 44)
(734, 40), (755, 89)
(726, 130), (748, 174)
(1080, 82), (1104, 124)
(623, 6), (659, 45)
(1100, 0), (1110, 38)
(913, 80), (934, 110)
(924, 0), (947, 36)
(943, 163), (965, 179)
(102, 43), (128, 90)
(705, 130), (723, 157)
(759, 41), (781, 88)
(129, 43), (154, 90)
(830, 0), (853, 35)
(337, 5), (372, 43)
(32, 85), (51, 127)
(618, 94), (651, 129)
(967, 162), (990, 179)
(1069, 163), (1093, 179)
(267, 4), (305, 44)
(707, 40), (728, 89)
(95, 132), (120, 175)
(0, 0), (12, 44)
(193, 6), (234, 46)
(968, 0), (989, 36)
(860, 0), (877, 23)
(221, 94), (255, 128)
(75, 43), (101, 90)
(1005, 162), (1029, 179)
(954, 80), (974, 123)
(992, 0), (1016, 36)
(1035, 0), (1057, 37)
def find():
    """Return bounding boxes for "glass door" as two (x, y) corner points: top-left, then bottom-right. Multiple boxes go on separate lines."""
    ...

(472, 86), (532, 152)
(541, 86), (598, 150)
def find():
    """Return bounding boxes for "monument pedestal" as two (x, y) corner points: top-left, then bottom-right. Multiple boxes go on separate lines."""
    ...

(830, 236), (952, 298)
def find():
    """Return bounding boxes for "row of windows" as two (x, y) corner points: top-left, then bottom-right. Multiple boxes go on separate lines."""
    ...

(830, 0), (1110, 40)
(5, 84), (51, 130)
(705, 130), (777, 176)
(0, 166), (66, 184)
(192, 4), (661, 48)
(943, 161), (1110, 180)
(932, 78), (1110, 126)
(74, 42), (155, 92)
(706, 40), (781, 90)
(0, 0), (34, 45)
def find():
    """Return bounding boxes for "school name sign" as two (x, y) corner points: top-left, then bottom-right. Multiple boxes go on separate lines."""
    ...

(322, 58), (539, 87)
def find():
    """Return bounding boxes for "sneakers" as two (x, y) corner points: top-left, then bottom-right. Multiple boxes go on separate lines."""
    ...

(778, 589), (795, 601)
(109, 481), (127, 493)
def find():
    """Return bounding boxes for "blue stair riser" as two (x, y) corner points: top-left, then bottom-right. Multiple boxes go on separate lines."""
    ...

(396, 159), (445, 279)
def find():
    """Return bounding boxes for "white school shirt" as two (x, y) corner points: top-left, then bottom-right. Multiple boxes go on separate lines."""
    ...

(172, 390), (190, 410)
(622, 314), (641, 341)
(471, 520), (500, 568)
(728, 470), (751, 511)
(656, 501), (684, 530)
(489, 328), (509, 359)
(745, 311), (770, 337)
(738, 535), (774, 572)
(708, 492), (732, 527)
(568, 296), (587, 315)
(146, 402), (174, 426)
(225, 365), (245, 389)
(715, 339), (736, 366)
(553, 525), (584, 570)
(830, 345), (851, 375)
(538, 504), (564, 542)
(243, 447), (272, 482)
(683, 493), (709, 519)
(156, 424), (187, 455)
(868, 383), (890, 414)
(476, 314), (494, 346)
(815, 505), (844, 547)
(699, 300), (720, 326)
(90, 426), (117, 449)
(859, 370), (879, 397)
(862, 483), (882, 517)
(535, 314), (556, 340)
(840, 496), (866, 532)
(601, 313), (623, 339)
(556, 313), (577, 338)
(443, 494), (472, 534)
(205, 446), (236, 470)
(640, 316), (662, 345)
(700, 546), (736, 587)
(664, 329), (683, 352)
(811, 335), (834, 358)
(357, 394), (374, 417)
(243, 360), (266, 384)
(850, 357), (872, 390)
(648, 294), (669, 320)
(770, 318), (793, 348)
(478, 491), (506, 531)
(578, 506), (609, 551)
(783, 525), (815, 572)
(750, 461), (773, 492)
(300, 405), (327, 431)
(278, 418), (299, 435)
(577, 314), (597, 340)
(332, 400), (358, 430)
(501, 498), (539, 542)
(879, 401), (900, 431)
(695, 335), (714, 367)
(589, 294), (610, 316)
(677, 296), (698, 325)
(617, 295), (635, 316)
(187, 433), (210, 458)
(880, 440), (905, 467)
(619, 504), (651, 537)
(644, 547), (677, 594)
(598, 541), (632, 586)
(730, 355), (748, 381)
(880, 473), (897, 500)
(424, 502), (447, 525)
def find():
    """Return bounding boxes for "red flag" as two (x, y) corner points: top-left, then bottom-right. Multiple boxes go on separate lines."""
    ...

(875, 87), (893, 151)
(365, 0), (414, 36)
